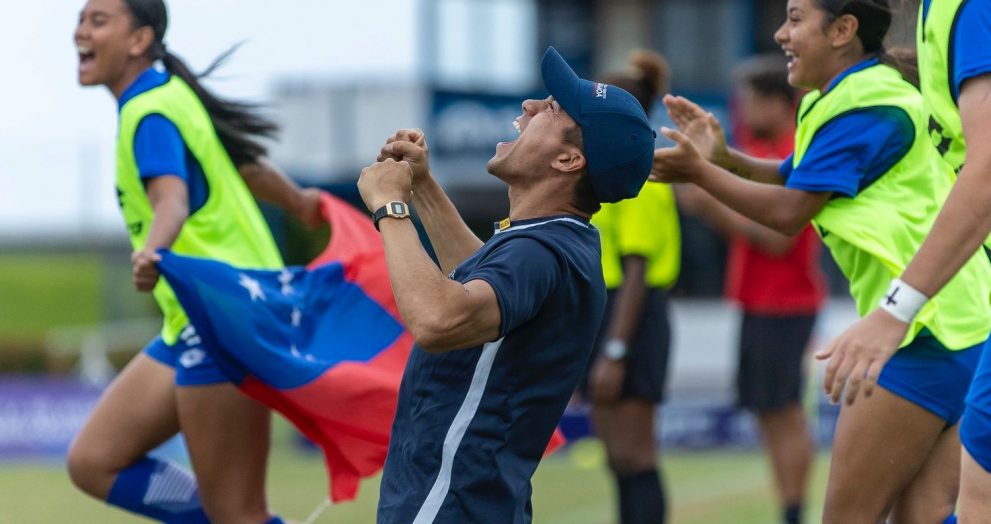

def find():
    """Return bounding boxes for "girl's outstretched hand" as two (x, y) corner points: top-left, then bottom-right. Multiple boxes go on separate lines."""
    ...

(663, 94), (729, 167)
(650, 127), (706, 184)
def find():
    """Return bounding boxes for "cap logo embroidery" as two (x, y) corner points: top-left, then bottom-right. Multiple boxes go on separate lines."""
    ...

(594, 82), (608, 99)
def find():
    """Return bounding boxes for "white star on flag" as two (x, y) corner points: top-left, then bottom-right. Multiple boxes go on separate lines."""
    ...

(238, 273), (267, 302)
(278, 269), (295, 295)
(290, 344), (302, 358)
(291, 308), (302, 327)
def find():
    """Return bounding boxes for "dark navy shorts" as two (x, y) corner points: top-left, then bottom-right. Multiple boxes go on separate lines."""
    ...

(961, 335), (991, 472)
(580, 288), (671, 403)
(736, 312), (817, 412)
(143, 325), (227, 386)
(878, 330), (982, 425)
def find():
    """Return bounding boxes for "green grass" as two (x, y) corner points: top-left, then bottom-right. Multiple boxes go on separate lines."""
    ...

(0, 424), (831, 524)
(0, 252), (159, 375)
(0, 253), (105, 341)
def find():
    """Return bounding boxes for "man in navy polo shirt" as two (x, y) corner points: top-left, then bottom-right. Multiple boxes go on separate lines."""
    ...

(355, 47), (656, 523)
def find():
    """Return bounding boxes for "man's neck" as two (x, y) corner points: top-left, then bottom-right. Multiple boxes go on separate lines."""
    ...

(506, 184), (589, 221)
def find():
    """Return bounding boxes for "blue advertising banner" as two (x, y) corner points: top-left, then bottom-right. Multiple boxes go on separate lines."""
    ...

(430, 89), (731, 159)
(0, 378), (100, 458)
(430, 90), (542, 157)
(0, 377), (189, 463)
(0, 376), (837, 458)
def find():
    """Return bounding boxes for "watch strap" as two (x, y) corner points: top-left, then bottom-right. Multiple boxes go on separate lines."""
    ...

(372, 201), (410, 231)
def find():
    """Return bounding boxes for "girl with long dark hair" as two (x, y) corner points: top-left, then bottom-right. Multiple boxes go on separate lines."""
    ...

(67, 0), (319, 521)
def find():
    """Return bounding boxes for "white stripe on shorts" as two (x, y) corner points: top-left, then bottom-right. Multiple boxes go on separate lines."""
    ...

(412, 338), (504, 524)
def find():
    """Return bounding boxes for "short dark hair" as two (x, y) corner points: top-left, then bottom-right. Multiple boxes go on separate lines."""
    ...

(733, 54), (796, 104)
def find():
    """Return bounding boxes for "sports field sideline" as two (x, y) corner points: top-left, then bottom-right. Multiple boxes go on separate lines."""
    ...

(0, 423), (831, 524)
(0, 251), (838, 523)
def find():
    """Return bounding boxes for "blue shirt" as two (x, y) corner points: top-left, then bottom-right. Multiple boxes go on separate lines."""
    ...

(119, 66), (209, 214)
(779, 59), (915, 197)
(923, 0), (991, 101)
(378, 216), (605, 524)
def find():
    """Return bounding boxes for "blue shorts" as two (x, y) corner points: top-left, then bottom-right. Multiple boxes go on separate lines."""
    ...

(961, 335), (991, 472)
(143, 325), (228, 386)
(877, 330), (982, 425)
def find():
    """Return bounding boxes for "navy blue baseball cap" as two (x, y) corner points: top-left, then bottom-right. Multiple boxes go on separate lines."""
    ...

(541, 46), (656, 204)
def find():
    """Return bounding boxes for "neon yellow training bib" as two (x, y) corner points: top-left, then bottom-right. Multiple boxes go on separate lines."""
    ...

(116, 76), (282, 344)
(794, 62), (991, 350)
(917, 0), (967, 171)
(592, 182), (681, 290)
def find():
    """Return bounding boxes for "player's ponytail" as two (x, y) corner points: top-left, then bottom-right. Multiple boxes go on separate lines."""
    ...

(158, 47), (279, 166)
(815, 0), (918, 86)
(602, 50), (671, 115)
(123, 0), (278, 167)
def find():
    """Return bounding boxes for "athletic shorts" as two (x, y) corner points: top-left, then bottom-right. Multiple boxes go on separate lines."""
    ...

(961, 335), (991, 472)
(143, 324), (227, 386)
(878, 330), (982, 426)
(580, 288), (671, 403)
(736, 312), (817, 412)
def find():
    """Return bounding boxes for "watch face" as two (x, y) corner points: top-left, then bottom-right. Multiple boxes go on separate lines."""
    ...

(390, 202), (406, 215)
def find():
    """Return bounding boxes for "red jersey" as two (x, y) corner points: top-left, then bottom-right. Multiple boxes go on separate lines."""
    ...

(725, 127), (826, 314)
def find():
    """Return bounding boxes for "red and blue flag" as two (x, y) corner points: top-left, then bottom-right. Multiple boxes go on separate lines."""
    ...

(157, 193), (564, 503)
(158, 193), (411, 502)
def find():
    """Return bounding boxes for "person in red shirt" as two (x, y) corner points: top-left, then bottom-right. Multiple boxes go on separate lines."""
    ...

(676, 54), (826, 524)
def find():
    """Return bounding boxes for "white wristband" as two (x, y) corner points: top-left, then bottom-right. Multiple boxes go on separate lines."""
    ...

(879, 278), (928, 323)
(602, 339), (628, 361)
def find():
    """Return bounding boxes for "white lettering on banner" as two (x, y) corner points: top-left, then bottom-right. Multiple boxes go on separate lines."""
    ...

(434, 102), (520, 153)
(0, 396), (97, 449)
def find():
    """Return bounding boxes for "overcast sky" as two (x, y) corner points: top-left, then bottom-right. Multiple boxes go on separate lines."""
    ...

(0, 0), (418, 237)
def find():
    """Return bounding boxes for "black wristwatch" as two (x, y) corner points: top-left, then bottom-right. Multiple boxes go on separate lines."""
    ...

(372, 201), (411, 231)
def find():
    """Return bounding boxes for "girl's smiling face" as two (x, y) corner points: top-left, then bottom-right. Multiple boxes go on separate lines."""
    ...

(74, 0), (153, 93)
(775, 0), (843, 91)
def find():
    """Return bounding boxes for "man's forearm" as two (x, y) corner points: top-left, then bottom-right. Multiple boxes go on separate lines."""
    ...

(376, 217), (498, 351)
(377, 217), (455, 324)
(412, 174), (484, 274)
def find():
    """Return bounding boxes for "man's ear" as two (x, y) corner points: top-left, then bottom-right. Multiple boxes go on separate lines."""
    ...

(830, 13), (860, 49)
(552, 148), (586, 174)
